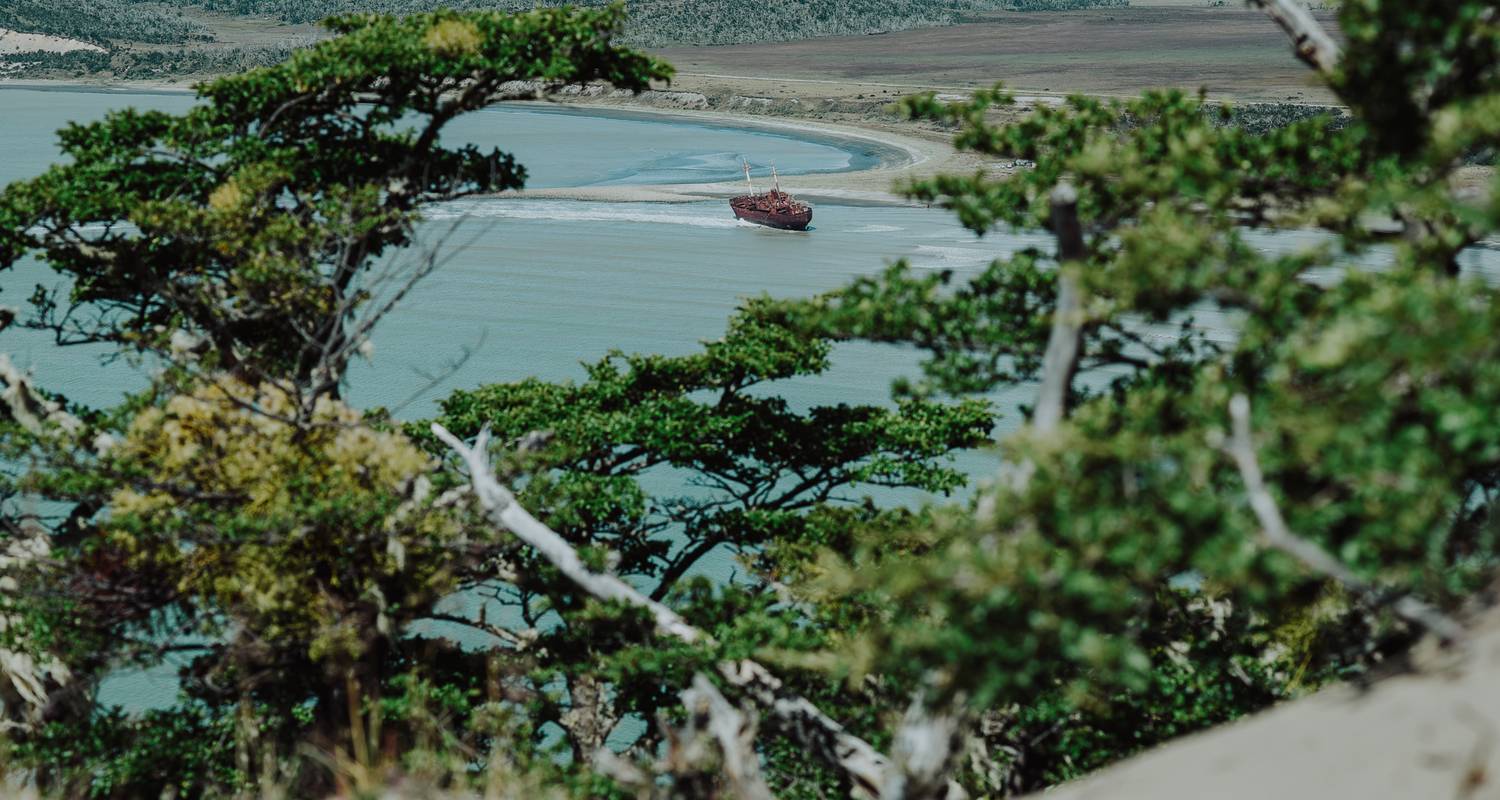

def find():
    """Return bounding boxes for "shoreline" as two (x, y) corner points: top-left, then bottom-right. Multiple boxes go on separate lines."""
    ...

(0, 77), (198, 96)
(1, 77), (977, 207)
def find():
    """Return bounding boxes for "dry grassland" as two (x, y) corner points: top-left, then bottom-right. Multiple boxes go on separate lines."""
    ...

(654, 6), (1340, 105)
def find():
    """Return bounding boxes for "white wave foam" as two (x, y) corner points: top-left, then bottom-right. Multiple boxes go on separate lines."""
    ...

(907, 244), (998, 270)
(426, 200), (739, 229)
(849, 224), (903, 233)
(733, 219), (813, 234)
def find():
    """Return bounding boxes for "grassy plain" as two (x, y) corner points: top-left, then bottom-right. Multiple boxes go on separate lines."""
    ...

(653, 6), (1341, 105)
(3, 4), (1337, 106)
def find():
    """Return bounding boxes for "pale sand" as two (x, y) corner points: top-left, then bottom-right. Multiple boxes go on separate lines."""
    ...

(0, 29), (106, 56)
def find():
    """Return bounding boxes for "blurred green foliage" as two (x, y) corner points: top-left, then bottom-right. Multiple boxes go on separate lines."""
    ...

(745, 0), (1500, 787)
(0, 0), (1497, 798)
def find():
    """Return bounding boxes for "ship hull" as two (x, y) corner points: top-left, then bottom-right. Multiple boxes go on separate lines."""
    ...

(730, 203), (812, 231)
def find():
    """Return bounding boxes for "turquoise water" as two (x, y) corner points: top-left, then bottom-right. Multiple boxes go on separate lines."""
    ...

(0, 88), (1022, 421)
(443, 103), (898, 187)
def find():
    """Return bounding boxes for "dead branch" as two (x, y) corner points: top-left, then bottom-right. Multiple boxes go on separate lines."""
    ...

(431, 422), (920, 799)
(682, 673), (777, 800)
(881, 696), (969, 800)
(716, 659), (890, 799)
(592, 748), (653, 796)
(1226, 394), (1465, 645)
(431, 423), (703, 643)
(420, 611), (536, 651)
(0, 354), (85, 441)
(1247, 0), (1342, 75)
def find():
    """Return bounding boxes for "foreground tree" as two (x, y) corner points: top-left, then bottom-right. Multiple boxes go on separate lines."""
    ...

(0, 5), (680, 795)
(757, 0), (1500, 791)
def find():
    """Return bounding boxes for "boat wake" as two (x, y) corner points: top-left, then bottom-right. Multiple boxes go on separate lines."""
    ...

(426, 199), (740, 229)
(908, 244), (1000, 270)
(734, 219), (811, 233)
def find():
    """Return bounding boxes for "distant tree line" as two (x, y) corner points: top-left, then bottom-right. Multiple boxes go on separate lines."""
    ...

(141, 0), (538, 26)
(0, 45), (294, 80)
(1210, 101), (1348, 135)
(1203, 102), (1491, 164)
(615, 0), (1129, 47)
(0, 0), (209, 46)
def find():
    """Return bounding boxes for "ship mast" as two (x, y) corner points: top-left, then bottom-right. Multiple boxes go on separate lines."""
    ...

(742, 159), (755, 194)
(772, 164), (781, 194)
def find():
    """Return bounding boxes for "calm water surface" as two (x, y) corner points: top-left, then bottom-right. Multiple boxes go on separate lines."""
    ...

(0, 88), (1020, 420)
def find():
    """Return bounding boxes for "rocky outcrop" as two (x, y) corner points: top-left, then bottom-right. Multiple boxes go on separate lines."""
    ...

(495, 80), (708, 109)
(1024, 608), (1500, 800)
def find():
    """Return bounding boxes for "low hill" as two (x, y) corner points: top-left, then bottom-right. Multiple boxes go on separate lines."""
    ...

(0, 0), (210, 47)
(0, 0), (1127, 57)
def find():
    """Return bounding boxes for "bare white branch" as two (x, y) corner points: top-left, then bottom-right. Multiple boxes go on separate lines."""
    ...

(1226, 394), (1464, 645)
(717, 659), (891, 799)
(881, 696), (969, 800)
(0, 354), (85, 440)
(431, 422), (703, 643)
(1247, 0), (1342, 75)
(431, 422), (936, 799)
(591, 748), (653, 794)
(987, 182), (1089, 502)
(682, 673), (777, 800)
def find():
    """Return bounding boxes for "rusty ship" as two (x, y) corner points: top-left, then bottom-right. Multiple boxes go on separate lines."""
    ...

(729, 162), (812, 231)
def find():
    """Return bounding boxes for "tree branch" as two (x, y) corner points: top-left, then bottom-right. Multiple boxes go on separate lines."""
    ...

(1247, 0), (1342, 75)
(716, 659), (891, 799)
(1032, 183), (1087, 436)
(682, 672), (778, 800)
(431, 422), (915, 799)
(431, 423), (703, 644)
(0, 354), (86, 441)
(881, 695), (969, 800)
(986, 182), (1088, 502)
(1225, 394), (1465, 645)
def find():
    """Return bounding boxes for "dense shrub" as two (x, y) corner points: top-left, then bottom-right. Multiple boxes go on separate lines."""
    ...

(131, 0), (1129, 45)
